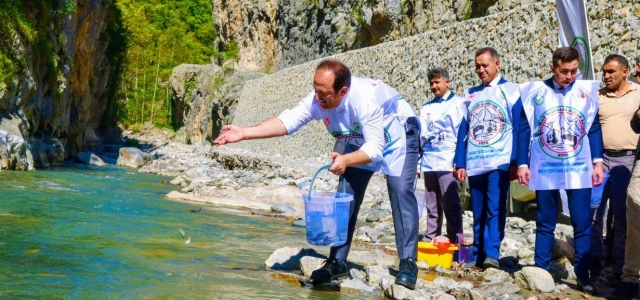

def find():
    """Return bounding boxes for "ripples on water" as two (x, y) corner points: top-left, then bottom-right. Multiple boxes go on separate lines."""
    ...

(0, 164), (378, 299)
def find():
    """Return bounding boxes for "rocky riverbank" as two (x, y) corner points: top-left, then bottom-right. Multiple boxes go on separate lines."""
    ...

(80, 126), (616, 299)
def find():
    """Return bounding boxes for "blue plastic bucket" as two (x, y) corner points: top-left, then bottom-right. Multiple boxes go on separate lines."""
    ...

(303, 165), (354, 247)
(590, 172), (610, 208)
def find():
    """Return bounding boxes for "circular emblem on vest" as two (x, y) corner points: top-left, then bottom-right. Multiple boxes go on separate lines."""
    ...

(538, 106), (586, 159)
(424, 120), (449, 150)
(468, 100), (508, 147)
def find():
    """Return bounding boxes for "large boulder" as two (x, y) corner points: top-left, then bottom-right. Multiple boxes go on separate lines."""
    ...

(116, 147), (153, 168)
(0, 112), (34, 170)
(264, 247), (323, 270)
(75, 152), (106, 167)
(514, 267), (556, 293)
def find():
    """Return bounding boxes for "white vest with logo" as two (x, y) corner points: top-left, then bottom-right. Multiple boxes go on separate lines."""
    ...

(419, 93), (468, 171)
(519, 80), (600, 190)
(464, 83), (520, 176)
(290, 77), (417, 176)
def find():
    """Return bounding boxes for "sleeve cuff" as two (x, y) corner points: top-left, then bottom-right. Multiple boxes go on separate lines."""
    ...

(277, 112), (297, 135)
(593, 158), (603, 163)
(359, 143), (383, 163)
(518, 164), (528, 168)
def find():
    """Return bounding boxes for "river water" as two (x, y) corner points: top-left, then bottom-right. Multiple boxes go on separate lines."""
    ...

(0, 164), (379, 299)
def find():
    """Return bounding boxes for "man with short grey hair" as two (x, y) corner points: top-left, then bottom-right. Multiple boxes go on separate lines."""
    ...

(629, 55), (640, 84)
(418, 67), (466, 243)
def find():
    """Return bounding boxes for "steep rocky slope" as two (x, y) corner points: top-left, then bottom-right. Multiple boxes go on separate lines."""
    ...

(0, 0), (113, 169)
(212, 0), (538, 72)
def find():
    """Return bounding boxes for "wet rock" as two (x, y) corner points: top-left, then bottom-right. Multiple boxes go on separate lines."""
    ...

(469, 282), (521, 299)
(354, 226), (384, 243)
(366, 209), (385, 222)
(507, 217), (527, 230)
(517, 247), (535, 265)
(347, 251), (378, 266)
(384, 283), (426, 300)
(424, 276), (473, 292)
(299, 256), (325, 277)
(417, 260), (429, 270)
(170, 176), (185, 185)
(552, 237), (575, 263)
(549, 257), (576, 280)
(365, 264), (393, 286)
(270, 203), (297, 215)
(482, 268), (514, 284)
(341, 278), (377, 293)
(265, 247), (323, 270)
(434, 266), (457, 277)
(75, 152), (106, 166)
(514, 266), (555, 293)
(433, 293), (456, 300)
(349, 268), (366, 282)
(116, 147), (153, 168)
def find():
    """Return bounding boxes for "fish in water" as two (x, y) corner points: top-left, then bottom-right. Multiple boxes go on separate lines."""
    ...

(309, 231), (335, 246)
(189, 207), (202, 213)
(179, 229), (191, 244)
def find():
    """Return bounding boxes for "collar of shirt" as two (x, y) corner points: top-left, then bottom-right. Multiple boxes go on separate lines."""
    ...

(552, 78), (567, 90)
(485, 74), (502, 87)
(334, 90), (350, 113)
(434, 90), (452, 102)
(603, 81), (640, 98)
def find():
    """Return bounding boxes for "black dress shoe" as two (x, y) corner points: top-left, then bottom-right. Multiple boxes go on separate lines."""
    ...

(577, 278), (599, 296)
(310, 258), (348, 283)
(607, 281), (639, 300)
(395, 258), (418, 290)
(482, 257), (500, 270)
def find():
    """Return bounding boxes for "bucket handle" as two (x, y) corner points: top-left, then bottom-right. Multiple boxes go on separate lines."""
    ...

(307, 164), (346, 199)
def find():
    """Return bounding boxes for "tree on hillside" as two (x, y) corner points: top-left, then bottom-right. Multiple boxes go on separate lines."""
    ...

(105, 0), (216, 130)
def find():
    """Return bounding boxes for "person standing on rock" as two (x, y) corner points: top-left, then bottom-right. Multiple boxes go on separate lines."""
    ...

(417, 67), (466, 243)
(214, 59), (422, 290)
(590, 54), (640, 283)
(607, 56), (640, 299)
(516, 47), (604, 296)
(454, 47), (522, 270)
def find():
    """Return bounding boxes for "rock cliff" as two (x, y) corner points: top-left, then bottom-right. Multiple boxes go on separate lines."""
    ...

(0, 0), (113, 170)
(170, 65), (263, 145)
(212, 0), (538, 72)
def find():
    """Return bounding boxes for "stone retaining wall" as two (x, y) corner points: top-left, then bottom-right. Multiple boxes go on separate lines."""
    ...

(229, 0), (640, 159)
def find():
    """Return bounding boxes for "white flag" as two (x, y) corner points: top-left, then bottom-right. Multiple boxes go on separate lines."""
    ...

(556, 0), (594, 80)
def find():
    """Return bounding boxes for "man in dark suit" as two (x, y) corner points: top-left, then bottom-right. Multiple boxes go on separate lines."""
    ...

(454, 47), (521, 270)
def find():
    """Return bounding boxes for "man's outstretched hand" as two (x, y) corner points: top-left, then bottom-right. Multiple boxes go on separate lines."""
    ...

(214, 125), (245, 146)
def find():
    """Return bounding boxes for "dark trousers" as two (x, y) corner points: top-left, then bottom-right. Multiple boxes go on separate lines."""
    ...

(423, 171), (463, 242)
(331, 117), (421, 260)
(468, 169), (509, 263)
(591, 153), (633, 275)
(536, 188), (592, 281)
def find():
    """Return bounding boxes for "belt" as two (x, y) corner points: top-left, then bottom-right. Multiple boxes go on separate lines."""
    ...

(604, 149), (636, 157)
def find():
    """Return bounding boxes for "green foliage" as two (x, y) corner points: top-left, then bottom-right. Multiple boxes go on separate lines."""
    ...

(0, 0), (68, 92)
(105, 0), (217, 129)
(126, 136), (141, 147)
(56, 1), (77, 16)
(223, 40), (240, 62)
(211, 74), (226, 91)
